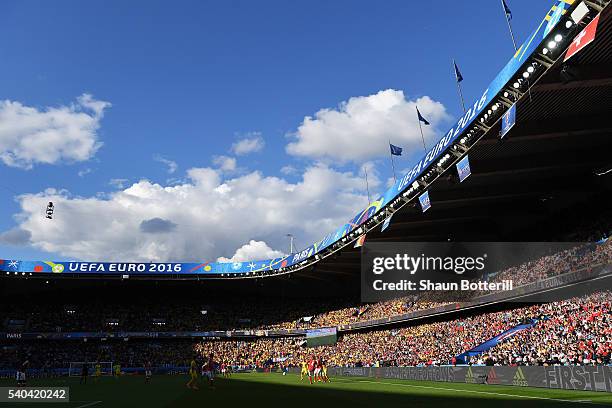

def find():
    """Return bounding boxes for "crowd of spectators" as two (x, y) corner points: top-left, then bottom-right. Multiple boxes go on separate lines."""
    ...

(193, 291), (611, 368)
(484, 242), (612, 289)
(0, 340), (196, 373)
(474, 291), (611, 366)
(3, 291), (609, 371)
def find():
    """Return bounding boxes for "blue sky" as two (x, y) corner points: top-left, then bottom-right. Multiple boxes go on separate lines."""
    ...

(0, 0), (556, 262)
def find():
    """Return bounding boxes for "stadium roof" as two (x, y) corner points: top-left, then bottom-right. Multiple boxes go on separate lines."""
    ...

(285, 4), (612, 295)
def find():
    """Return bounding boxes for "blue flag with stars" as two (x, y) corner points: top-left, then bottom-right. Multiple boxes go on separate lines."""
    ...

(389, 144), (403, 156)
(416, 108), (430, 125)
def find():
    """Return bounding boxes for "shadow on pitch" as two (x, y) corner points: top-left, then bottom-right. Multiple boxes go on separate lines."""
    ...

(168, 375), (603, 408)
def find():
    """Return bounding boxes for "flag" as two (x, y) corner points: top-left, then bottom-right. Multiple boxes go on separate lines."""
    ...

(501, 103), (516, 139)
(564, 13), (600, 62)
(389, 144), (403, 156)
(453, 60), (463, 83)
(381, 214), (393, 232)
(419, 191), (431, 213)
(502, 0), (512, 21)
(354, 234), (366, 248)
(456, 155), (471, 183)
(416, 108), (430, 125)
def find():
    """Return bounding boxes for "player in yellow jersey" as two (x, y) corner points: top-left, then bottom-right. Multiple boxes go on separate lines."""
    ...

(186, 358), (199, 390)
(300, 361), (308, 381)
(94, 362), (101, 383)
(321, 359), (329, 383)
(113, 363), (121, 379)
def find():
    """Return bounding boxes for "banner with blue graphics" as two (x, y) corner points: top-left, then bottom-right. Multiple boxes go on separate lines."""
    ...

(419, 191), (431, 213)
(501, 103), (517, 138)
(456, 155), (471, 183)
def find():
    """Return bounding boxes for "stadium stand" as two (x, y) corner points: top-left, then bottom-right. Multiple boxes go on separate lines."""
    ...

(1, 290), (610, 374)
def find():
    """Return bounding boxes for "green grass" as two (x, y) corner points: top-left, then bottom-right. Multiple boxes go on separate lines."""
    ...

(2, 372), (612, 407)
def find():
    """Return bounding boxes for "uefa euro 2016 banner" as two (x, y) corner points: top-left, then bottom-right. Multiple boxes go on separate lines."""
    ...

(0, 0), (575, 277)
(0, 259), (291, 275)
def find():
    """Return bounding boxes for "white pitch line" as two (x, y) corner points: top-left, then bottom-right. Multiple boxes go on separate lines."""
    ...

(332, 378), (595, 404)
(75, 401), (102, 408)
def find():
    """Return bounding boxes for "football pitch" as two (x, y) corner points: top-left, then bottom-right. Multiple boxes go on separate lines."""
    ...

(2, 372), (612, 407)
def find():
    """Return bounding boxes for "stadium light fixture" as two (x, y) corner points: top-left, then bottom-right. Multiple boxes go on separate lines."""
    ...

(554, 34), (563, 42)
(548, 40), (557, 49)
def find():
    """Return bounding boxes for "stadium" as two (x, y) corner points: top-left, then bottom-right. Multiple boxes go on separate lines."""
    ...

(1, 0), (612, 406)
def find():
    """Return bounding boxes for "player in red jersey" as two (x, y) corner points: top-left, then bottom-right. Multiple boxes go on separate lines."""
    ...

(202, 353), (215, 389)
(314, 358), (323, 382)
(307, 356), (316, 384)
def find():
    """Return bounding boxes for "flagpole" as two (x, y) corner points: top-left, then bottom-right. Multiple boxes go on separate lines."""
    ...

(388, 140), (397, 183)
(453, 59), (466, 113)
(364, 166), (372, 205)
(416, 109), (427, 152)
(500, 0), (533, 103)
(501, 0), (518, 51)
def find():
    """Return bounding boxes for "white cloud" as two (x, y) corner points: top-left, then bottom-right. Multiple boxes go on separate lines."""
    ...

(0, 94), (110, 169)
(280, 165), (298, 175)
(212, 155), (237, 172)
(109, 178), (129, 189)
(231, 133), (265, 156)
(77, 168), (92, 178)
(286, 89), (451, 163)
(217, 240), (284, 263)
(154, 155), (178, 174)
(9, 164), (369, 262)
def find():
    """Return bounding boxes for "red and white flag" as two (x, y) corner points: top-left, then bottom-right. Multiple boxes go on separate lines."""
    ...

(354, 234), (367, 248)
(564, 14), (600, 62)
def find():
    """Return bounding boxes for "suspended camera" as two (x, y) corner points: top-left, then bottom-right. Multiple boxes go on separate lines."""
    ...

(46, 202), (54, 219)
